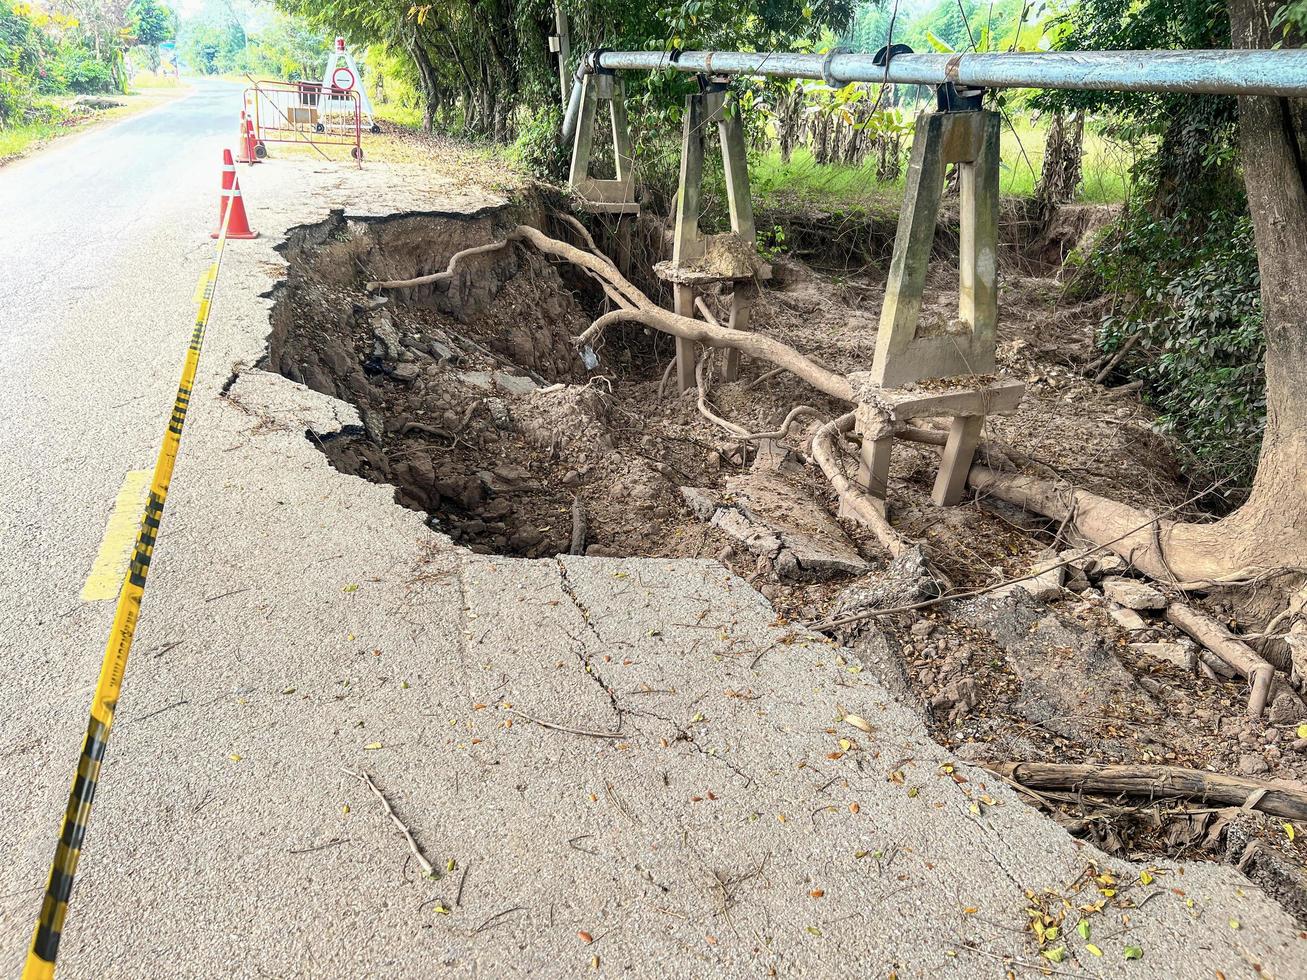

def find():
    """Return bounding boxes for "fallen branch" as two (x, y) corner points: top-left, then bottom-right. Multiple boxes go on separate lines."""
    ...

(1093, 332), (1142, 384)
(1166, 603), (1275, 718)
(506, 707), (626, 739)
(342, 767), (437, 878)
(989, 761), (1307, 822)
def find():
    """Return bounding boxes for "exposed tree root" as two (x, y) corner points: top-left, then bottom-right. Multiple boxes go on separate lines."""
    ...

(811, 413), (907, 557)
(991, 761), (1307, 822)
(364, 240), (512, 291)
(695, 352), (749, 439)
(1167, 603), (1281, 719)
(966, 465), (1287, 584)
(370, 225), (854, 404)
(731, 405), (827, 443)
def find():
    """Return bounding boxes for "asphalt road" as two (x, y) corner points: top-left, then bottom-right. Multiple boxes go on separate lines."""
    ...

(0, 80), (239, 627)
(0, 84), (1302, 979)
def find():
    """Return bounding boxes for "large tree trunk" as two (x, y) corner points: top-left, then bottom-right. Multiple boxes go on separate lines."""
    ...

(969, 4), (1307, 615)
(1192, 0), (1307, 580)
(407, 36), (439, 133)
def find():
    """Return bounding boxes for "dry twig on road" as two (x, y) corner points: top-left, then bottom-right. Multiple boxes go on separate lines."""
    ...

(342, 767), (437, 878)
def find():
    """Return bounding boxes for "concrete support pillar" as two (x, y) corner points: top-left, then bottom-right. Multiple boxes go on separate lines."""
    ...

(932, 415), (984, 506)
(722, 284), (753, 381)
(841, 430), (893, 520)
(673, 284), (697, 394)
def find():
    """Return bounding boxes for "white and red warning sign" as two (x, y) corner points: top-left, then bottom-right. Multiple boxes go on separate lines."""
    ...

(330, 65), (355, 91)
(321, 37), (376, 130)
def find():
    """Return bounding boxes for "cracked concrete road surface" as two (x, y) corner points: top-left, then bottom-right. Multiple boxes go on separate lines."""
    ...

(2, 82), (1304, 979)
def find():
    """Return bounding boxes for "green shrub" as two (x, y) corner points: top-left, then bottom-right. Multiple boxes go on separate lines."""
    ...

(1087, 206), (1264, 490)
(52, 47), (114, 94)
(510, 103), (568, 183)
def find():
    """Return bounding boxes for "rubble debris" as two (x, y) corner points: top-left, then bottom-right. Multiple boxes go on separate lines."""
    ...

(1101, 576), (1167, 610)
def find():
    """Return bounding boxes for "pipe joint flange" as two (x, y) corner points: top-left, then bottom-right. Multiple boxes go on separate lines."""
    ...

(586, 48), (615, 75)
(820, 45), (850, 88)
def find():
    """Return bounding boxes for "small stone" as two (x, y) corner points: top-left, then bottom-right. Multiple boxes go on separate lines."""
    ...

(1238, 753), (1270, 775)
(1101, 576), (1166, 610)
(1130, 641), (1195, 671)
(372, 315), (402, 360)
(1109, 607), (1148, 632)
(1094, 553), (1128, 577)
(1290, 738), (1307, 753)
(561, 469), (582, 487)
(910, 620), (935, 639)
(1268, 693), (1306, 725)
(389, 362), (420, 383)
(680, 486), (721, 522)
(486, 398), (511, 428)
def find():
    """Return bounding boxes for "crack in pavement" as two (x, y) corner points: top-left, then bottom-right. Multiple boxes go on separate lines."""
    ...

(554, 557), (626, 721)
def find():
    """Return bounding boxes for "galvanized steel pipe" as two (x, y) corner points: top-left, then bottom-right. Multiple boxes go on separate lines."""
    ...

(597, 49), (1307, 98)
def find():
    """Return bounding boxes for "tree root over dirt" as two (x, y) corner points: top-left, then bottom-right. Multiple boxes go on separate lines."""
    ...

(1167, 603), (1277, 719)
(966, 464), (1307, 608)
(367, 224), (855, 404)
(811, 413), (907, 558)
(992, 762), (1307, 822)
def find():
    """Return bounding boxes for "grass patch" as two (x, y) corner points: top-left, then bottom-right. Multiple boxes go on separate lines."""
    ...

(751, 113), (1136, 206)
(374, 102), (425, 130)
(129, 71), (184, 90)
(0, 120), (61, 162)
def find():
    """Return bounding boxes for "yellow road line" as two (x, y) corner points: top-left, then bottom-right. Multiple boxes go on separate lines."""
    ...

(81, 471), (150, 602)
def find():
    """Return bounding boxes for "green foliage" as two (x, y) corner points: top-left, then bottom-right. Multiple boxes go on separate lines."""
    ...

(0, 0), (182, 110)
(509, 102), (568, 181)
(128, 0), (174, 48)
(51, 43), (111, 91)
(1040, 0), (1268, 489)
(1085, 206), (1264, 488)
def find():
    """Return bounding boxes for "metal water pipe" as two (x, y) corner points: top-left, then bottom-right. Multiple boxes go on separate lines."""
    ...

(563, 47), (1307, 141)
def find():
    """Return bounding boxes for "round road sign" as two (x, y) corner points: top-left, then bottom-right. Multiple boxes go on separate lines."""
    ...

(331, 66), (355, 91)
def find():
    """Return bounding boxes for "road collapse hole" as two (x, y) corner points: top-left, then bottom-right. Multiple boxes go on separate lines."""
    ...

(265, 203), (737, 560)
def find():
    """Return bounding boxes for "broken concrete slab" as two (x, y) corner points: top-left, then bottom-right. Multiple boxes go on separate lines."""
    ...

(691, 466), (868, 581)
(1102, 575), (1167, 610)
(1110, 606), (1149, 632)
(679, 485), (722, 522)
(459, 369), (540, 394)
(1131, 641), (1197, 671)
(954, 591), (1163, 751)
(994, 551), (1064, 602)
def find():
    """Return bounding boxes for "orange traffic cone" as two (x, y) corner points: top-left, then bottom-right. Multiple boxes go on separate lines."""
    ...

(245, 115), (262, 164)
(211, 149), (258, 240)
(235, 111), (252, 164)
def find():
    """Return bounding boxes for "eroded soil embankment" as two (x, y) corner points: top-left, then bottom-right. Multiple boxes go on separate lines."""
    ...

(263, 203), (763, 563)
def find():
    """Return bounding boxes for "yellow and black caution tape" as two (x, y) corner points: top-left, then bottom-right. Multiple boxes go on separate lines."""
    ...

(23, 193), (238, 980)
